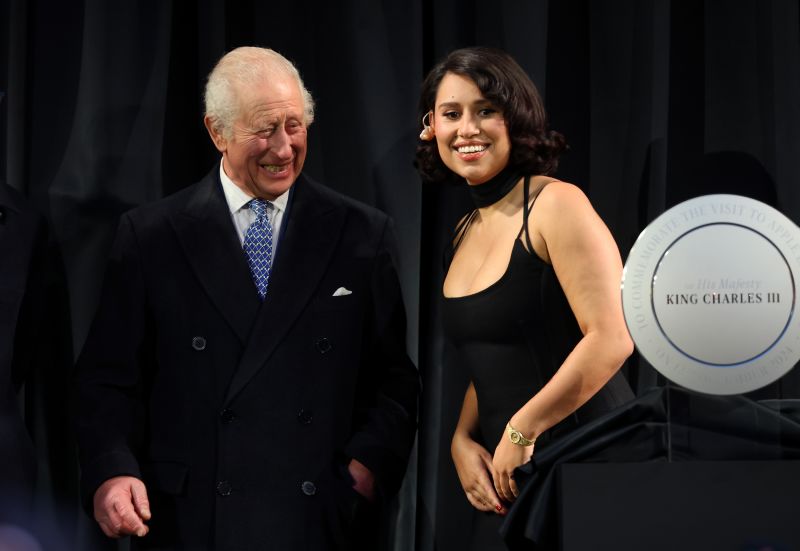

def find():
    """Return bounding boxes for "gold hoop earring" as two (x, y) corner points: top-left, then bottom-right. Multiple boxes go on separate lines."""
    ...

(419, 111), (434, 141)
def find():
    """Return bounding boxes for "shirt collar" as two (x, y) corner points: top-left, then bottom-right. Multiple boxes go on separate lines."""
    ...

(218, 159), (291, 215)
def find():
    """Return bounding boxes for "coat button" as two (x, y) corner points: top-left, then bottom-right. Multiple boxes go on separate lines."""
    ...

(297, 409), (313, 425)
(192, 336), (206, 351)
(301, 481), (316, 496)
(220, 409), (237, 424)
(315, 337), (331, 354)
(216, 480), (232, 496)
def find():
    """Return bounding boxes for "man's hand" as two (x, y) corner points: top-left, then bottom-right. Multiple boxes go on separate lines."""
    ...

(347, 458), (376, 502)
(93, 476), (151, 538)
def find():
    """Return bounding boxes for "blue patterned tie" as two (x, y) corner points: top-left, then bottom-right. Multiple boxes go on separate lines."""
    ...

(243, 198), (274, 300)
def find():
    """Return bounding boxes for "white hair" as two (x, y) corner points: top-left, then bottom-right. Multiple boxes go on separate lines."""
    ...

(204, 46), (315, 138)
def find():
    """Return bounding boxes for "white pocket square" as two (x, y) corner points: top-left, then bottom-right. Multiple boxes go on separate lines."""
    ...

(332, 287), (352, 297)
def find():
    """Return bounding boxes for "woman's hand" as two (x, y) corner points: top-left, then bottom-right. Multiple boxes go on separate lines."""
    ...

(492, 434), (534, 503)
(452, 432), (506, 514)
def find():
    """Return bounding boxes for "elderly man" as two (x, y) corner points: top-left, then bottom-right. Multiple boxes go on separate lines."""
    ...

(74, 46), (419, 550)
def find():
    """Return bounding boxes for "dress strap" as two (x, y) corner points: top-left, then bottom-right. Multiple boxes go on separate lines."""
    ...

(444, 209), (479, 270)
(453, 209), (478, 254)
(518, 175), (550, 253)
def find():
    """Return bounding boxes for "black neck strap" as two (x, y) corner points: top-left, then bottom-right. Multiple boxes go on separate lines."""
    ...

(467, 165), (521, 208)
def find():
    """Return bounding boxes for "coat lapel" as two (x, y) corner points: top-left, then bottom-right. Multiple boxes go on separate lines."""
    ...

(171, 169), (261, 344)
(225, 175), (346, 402)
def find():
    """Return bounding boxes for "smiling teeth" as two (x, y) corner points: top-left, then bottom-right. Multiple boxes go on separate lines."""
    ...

(264, 165), (284, 173)
(457, 145), (487, 153)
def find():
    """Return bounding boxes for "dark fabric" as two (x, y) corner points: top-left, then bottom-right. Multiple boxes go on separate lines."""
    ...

(467, 166), (521, 208)
(500, 385), (800, 550)
(0, 183), (76, 548)
(441, 178), (634, 550)
(0, 183), (42, 518)
(73, 168), (420, 550)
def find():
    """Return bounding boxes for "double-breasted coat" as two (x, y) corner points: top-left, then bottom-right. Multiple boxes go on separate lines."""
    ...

(74, 168), (419, 550)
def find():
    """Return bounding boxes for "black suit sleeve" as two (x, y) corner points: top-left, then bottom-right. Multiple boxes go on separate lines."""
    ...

(73, 213), (149, 510)
(344, 217), (420, 498)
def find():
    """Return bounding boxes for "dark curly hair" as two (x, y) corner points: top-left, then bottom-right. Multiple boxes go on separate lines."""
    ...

(415, 47), (567, 183)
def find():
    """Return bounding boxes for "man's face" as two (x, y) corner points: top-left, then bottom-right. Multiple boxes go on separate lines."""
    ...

(207, 74), (308, 200)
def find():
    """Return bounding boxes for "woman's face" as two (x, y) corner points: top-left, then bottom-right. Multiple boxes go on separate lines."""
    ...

(432, 72), (511, 185)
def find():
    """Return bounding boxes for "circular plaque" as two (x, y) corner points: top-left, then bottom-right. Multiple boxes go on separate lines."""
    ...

(621, 194), (800, 395)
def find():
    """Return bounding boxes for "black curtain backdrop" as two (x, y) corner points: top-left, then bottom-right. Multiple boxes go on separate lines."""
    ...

(3, 1), (800, 550)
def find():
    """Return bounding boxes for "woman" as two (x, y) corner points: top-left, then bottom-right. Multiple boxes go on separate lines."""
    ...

(416, 47), (635, 549)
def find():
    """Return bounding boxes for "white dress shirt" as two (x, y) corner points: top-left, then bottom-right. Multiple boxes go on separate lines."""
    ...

(218, 161), (289, 257)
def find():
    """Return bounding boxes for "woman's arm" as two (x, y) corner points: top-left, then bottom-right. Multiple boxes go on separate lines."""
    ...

(452, 382), (506, 513)
(492, 181), (634, 502)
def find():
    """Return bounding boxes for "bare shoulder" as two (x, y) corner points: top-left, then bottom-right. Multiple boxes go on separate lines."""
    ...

(535, 180), (592, 210)
(531, 180), (599, 230)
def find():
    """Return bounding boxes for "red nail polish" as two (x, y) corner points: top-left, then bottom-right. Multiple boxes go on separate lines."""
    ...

(495, 504), (503, 512)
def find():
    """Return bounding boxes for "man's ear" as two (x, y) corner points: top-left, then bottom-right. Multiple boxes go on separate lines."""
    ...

(204, 116), (227, 152)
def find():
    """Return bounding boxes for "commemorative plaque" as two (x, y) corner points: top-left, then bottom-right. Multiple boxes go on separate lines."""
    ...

(621, 194), (800, 395)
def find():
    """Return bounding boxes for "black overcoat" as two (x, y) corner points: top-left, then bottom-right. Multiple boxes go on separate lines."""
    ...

(75, 168), (419, 550)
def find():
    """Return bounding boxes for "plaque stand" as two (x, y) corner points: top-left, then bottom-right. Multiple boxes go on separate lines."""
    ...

(557, 385), (800, 551)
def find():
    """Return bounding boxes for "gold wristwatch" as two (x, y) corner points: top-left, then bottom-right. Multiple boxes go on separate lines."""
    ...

(506, 422), (536, 446)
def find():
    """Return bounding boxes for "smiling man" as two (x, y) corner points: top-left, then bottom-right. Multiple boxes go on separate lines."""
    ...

(74, 47), (419, 550)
